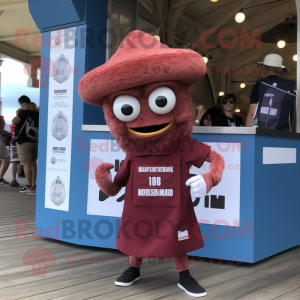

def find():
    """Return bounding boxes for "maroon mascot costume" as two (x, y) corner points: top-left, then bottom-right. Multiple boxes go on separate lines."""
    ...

(78, 30), (225, 298)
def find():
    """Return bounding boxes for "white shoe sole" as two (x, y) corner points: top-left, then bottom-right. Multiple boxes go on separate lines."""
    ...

(115, 277), (140, 287)
(178, 283), (207, 297)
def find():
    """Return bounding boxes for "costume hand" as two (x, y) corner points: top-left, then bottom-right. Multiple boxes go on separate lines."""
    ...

(95, 163), (121, 197)
(186, 175), (207, 198)
(96, 163), (114, 182)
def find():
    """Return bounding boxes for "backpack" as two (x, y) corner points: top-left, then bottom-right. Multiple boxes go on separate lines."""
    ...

(15, 117), (38, 142)
(254, 77), (295, 131)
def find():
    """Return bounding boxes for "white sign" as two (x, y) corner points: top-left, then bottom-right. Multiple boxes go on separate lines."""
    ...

(87, 139), (241, 227)
(190, 142), (241, 227)
(263, 147), (296, 164)
(44, 28), (76, 211)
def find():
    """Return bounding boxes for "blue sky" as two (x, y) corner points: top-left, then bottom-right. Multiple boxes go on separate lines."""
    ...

(0, 58), (40, 124)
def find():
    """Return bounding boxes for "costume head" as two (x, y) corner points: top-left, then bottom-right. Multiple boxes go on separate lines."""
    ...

(78, 30), (206, 152)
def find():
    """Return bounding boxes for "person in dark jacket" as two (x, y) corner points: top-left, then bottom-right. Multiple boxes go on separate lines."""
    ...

(12, 96), (39, 193)
(212, 94), (243, 127)
(246, 54), (296, 131)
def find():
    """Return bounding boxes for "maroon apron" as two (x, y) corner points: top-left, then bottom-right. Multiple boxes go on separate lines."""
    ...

(114, 126), (210, 258)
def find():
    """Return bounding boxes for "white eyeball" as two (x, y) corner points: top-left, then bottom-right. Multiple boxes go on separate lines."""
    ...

(113, 95), (141, 122)
(148, 86), (176, 114)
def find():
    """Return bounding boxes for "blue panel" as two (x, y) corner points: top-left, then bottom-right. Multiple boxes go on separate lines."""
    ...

(28, 0), (87, 30)
(83, 103), (105, 125)
(188, 134), (255, 263)
(253, 136), (300, 262)
(82, 0), (108, 125)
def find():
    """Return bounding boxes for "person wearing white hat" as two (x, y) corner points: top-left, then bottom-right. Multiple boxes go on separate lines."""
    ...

(258, 54), (283, 68)
(246, 54), (296, 131)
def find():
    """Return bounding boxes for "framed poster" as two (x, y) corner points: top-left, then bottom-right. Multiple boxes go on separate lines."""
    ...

(44, 28), (76, 211)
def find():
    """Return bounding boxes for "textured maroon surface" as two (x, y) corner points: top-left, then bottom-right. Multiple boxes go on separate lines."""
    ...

(114, 127), (210, 258)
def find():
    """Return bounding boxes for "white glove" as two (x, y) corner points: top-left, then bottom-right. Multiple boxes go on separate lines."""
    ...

(186, 175), (207, 198)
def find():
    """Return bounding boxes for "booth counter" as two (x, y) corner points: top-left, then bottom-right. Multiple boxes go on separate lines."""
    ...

(35, 126), (300, 264)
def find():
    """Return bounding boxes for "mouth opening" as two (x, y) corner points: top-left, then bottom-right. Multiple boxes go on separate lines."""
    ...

(129, 122), (172, 135)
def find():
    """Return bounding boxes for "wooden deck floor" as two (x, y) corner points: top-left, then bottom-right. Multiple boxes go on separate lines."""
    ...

(1, 173), (300, 300)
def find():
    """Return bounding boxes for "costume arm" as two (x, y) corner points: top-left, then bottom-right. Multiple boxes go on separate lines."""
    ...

(95, 154), (131, 197)
(95, 163), (121, 197)
(201, 149), (225, 194)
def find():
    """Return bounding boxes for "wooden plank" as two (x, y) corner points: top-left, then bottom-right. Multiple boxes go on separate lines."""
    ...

(274, 287), (300, 300)
(2, 169), (300, 299)
(237, 273), (300, 300)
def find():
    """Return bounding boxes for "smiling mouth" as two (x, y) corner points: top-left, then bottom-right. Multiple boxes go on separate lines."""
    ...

(129, 121), (173, 136)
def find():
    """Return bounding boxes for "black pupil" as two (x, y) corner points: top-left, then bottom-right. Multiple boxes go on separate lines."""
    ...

(156, 96), (167, 108)
(121, 104), (133, 116)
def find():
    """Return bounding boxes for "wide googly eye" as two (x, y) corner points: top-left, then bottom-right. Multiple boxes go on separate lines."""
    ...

(148, 86), (176, 114)
(113, 95), (141, 122)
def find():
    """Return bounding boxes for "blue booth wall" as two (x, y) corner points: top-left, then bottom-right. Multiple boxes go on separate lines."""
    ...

(253, 136), (300, 262)
(37, 125), (258, 263)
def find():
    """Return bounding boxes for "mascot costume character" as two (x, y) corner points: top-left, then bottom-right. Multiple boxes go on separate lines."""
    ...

(78, 30), (225, 298)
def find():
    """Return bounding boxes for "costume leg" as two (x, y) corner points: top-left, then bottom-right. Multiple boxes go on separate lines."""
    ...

(115, 256), (141, 287)
(175, 254), (207, 297)
(130, 256), (143, 268)
(173, 254), (190, 272)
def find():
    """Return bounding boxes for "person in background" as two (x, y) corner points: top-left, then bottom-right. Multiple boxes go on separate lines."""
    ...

(193, 96), (223, 126)
(246, 54), (296, 131)
(12, 96), (39, 193)
(212, 94), (243, 127)
(27, 102), (39, 112)
(0, 115), (11, 185)
(9, 124), (21, 187)
(18, 95), (31, 107)
(203, 112), (212, 126)
(193, 105), (206, 126)
(280, 67), (288, 79)
(206, 96), (223, 125)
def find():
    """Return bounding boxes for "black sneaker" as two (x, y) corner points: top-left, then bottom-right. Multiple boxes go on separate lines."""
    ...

(115, 266), (140, 287)
(19, 185), (31, 193)
(9, 180), (20, 187)
(178, 270), (207, 297)
(27, 185), (36, 194)
(0, 178), (9, 186)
